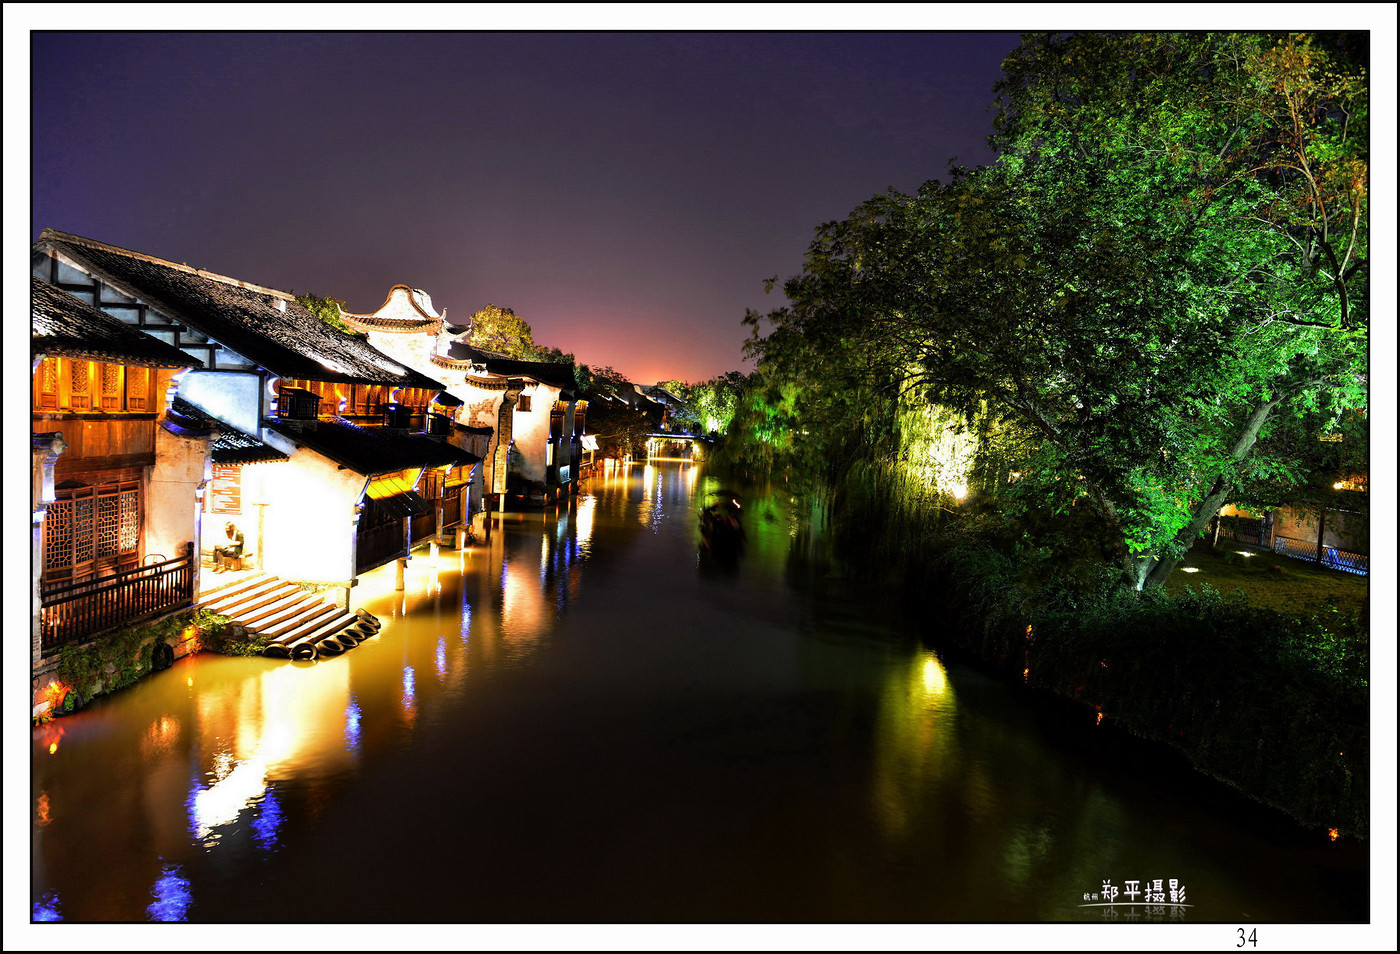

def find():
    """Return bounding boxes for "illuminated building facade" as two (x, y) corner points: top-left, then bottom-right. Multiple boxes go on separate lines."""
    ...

(30, 277), (208, 710)
(33, 231), (480, 616)
(341, 285), (587, 513)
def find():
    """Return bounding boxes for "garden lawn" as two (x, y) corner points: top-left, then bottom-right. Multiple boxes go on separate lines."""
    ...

(1165, 541), (1369, 620)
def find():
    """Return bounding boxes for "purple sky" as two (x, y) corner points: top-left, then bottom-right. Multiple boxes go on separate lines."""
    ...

(31, 31), (1021, 383)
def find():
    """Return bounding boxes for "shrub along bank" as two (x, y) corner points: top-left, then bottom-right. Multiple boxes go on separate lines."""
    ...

(39, 607), (268, 719)
(906, 533), (1369, 840)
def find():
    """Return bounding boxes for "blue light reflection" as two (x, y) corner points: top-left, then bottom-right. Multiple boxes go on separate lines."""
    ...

(344, 698), (362, 750)
(32, 891), (62, 921)
(147, 864), (192, 921)
(252, 789), (283, 852)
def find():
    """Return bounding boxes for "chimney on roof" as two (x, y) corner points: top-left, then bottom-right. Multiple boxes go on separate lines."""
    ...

(275, 299), (286, 312)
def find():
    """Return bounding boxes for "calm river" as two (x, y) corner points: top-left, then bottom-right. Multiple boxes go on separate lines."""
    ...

(30, 462), (1366, 925)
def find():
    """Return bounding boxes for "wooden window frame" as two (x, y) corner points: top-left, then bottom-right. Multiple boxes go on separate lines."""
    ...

(43, 476), (143, 582)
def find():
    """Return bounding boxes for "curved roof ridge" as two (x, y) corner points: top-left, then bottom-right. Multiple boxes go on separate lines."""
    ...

(340, 284), (443, 335)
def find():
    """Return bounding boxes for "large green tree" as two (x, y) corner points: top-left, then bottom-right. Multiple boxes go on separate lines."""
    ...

(750, 32), (1367, 589)
(467, 303), (538, 358)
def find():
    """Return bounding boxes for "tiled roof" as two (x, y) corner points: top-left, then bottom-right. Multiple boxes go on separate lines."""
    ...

(171, 398), (289, 465)
(441, 341), (577, 392)
(36, 230), (449, 391)
(31, 277), (201, 369)
(264, 418), (481, 476)
(640, 384), (686, 405)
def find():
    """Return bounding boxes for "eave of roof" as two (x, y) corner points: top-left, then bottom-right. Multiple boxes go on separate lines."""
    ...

(441, 341), (577, 392)
(264, 418), (481, 476)
(32, 277), (202, 369)
(171, 397), (290, 464)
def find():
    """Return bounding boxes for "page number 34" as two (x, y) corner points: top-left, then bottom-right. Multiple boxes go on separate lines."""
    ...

(1237, 928), (1258, 947)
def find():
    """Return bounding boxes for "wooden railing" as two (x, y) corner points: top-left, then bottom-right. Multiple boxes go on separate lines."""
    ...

(410, 508), (437, 544)
(441, 487), (462, 529)
(356, 520), (406, 573)
(40, 543), (195, 653)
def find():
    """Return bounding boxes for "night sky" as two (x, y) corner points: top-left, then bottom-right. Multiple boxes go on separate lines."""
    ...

(26, 30), (1021, 385)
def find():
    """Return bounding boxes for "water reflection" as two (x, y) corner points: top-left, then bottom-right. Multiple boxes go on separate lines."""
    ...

(33, 892), (62, 922)
(871, 651), (959, 841)
(401, 666), (417, 725)
(147, 864), (191, 921)
(251, 789), (284, 851)
(344, 698), (362, 750)
(27, 463), (1369, 925)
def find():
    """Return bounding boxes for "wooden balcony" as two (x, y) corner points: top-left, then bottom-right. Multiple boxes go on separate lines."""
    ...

(40, 543), (196, 653)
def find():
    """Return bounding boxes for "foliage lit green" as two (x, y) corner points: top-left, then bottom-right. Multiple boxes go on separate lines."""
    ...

(735, 32), (1367, 591)
(467, 303), (539, 359)
(295, 292), (353, 333)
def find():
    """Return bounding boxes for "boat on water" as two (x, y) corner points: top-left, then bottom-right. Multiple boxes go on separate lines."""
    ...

(699, 492), (745, 554)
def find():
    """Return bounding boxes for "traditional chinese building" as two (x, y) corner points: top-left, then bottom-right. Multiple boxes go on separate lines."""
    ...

(31, 277), (208, 705)
(33, 231), (481, 612)
(339, 285), (586, 512)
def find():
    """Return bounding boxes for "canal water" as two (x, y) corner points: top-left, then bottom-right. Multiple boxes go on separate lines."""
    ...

(29, 462), (1367, 925)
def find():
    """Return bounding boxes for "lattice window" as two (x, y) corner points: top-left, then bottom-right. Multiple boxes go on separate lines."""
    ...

(126, 366), (149, 411)
(72, 495), (94, 566)
(44, 499), (73, 573)
(97, 494), (121, 557)
(37, 358), (59, 409)
(70, 361), (91, 410)
(119, 492), (140, 551)
(517, 394), (532, 412)
(100, 362), (123, 410)
(43, 480), (141, 580)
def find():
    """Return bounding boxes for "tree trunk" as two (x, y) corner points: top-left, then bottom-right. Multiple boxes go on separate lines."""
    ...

(1140, 395), (1282, 590)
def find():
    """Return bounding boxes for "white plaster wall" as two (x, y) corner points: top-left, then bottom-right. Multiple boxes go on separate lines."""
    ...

(257, 446), (367, 586)
(149, 426), (211, 563)
(511, 384), (561, 483)
(180, 370), (263, 435)
(460, 387), (508, 495)
(364, 329), (442, 378)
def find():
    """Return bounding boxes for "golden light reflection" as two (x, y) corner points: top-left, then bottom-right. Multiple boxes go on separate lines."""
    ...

(36, 792), (52, 827)
(870, 652), (958, 840)
(501, 550), (548, 645)
(141, 715), (181, 759)
(922, 656), (948, 694)
(188, 657), (352, 840)
(575, 494), (596, 551)
(49, 742), (58, 755)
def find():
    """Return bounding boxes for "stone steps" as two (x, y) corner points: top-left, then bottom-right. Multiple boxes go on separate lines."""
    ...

(198, 573), (380, 662)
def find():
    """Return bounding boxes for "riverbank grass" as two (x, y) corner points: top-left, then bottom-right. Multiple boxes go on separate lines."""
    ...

(1165, 541), (1368, 620)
